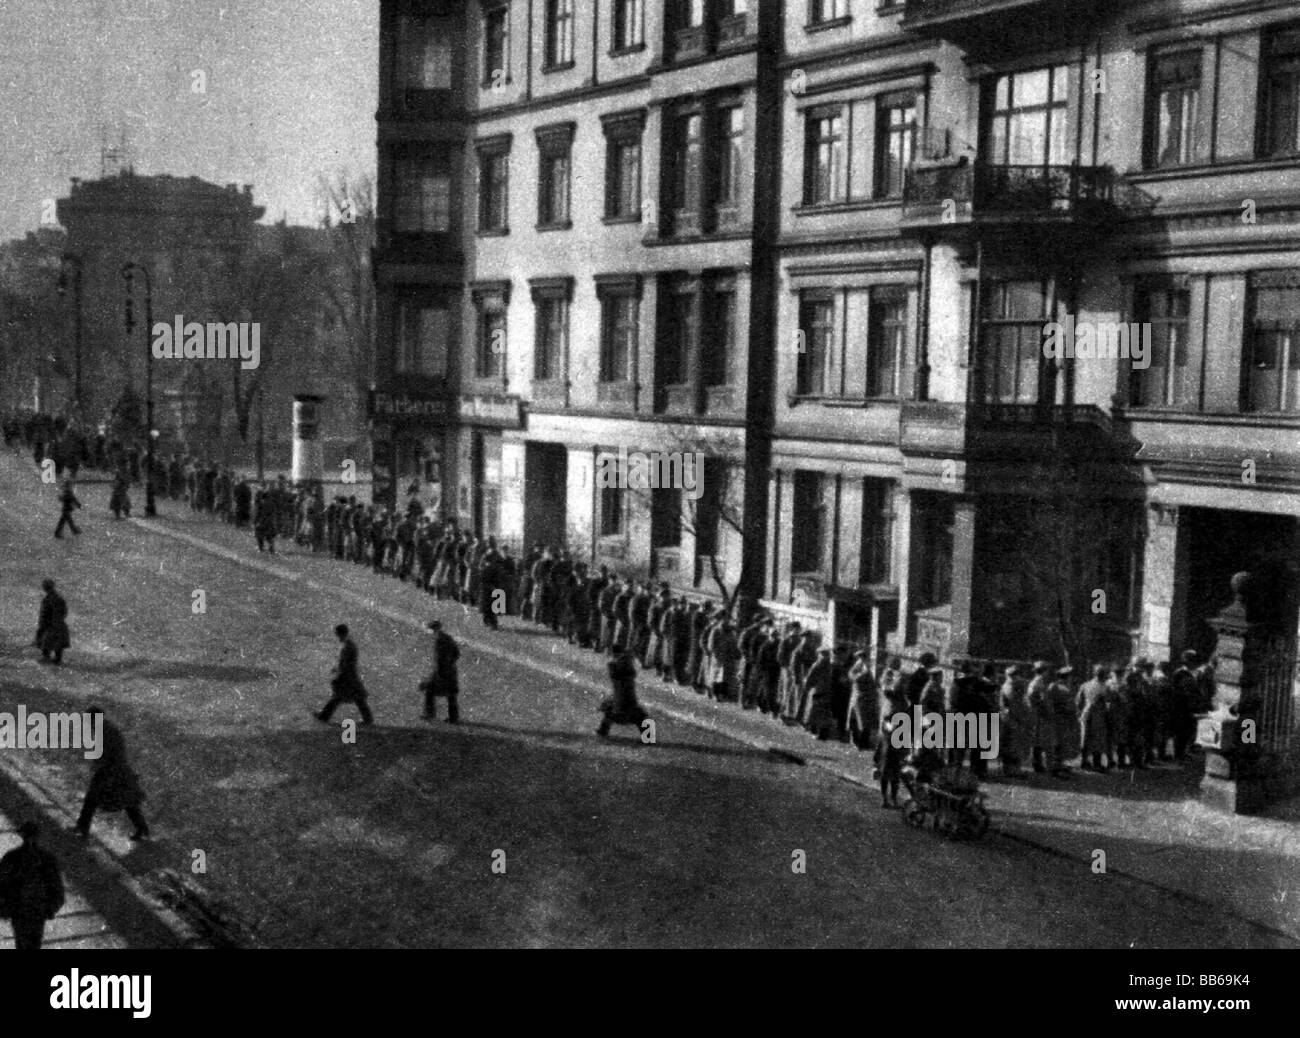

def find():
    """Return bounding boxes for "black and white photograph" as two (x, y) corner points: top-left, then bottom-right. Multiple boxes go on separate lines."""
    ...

(0, 0), (1294, 1006)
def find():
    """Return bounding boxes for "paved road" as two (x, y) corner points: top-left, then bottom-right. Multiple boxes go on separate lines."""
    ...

(0, 455), (1285, 947)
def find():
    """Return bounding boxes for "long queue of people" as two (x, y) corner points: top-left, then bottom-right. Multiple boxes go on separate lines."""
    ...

(240, 485), (1220, 803)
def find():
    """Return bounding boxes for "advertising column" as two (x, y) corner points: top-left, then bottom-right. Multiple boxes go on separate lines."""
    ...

(292, 394), (324, 492)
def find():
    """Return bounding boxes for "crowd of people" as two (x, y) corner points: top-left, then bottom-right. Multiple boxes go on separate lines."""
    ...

(234, 482), (1219, 803)
(8, 407), (1219, 809)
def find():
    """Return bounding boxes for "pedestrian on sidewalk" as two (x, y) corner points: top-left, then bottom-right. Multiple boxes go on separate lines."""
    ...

(53, 477), (82, 538)
(316, 624), (374, 725)
(0, 821), (65, 950)
(109, 466), (132, 519)
(1049, 666), (1078, 776)
(847, 650), (881, 750)
(33, 579), (70, 666)
(1078, 665), (1111, 772)
(999, 664), (1032, 778)
(877, 685), (909, 808)
(1027, 660), (1053, 773)
(420, 620), (461, 724)
(597, 645), (650, 740)
(75, 705), (150, 842)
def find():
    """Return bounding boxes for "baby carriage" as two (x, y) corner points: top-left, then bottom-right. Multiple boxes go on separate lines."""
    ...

(900, 750), (991, 840)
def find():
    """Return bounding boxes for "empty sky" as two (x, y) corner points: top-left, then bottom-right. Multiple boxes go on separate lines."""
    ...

(0, 0), (377, 240)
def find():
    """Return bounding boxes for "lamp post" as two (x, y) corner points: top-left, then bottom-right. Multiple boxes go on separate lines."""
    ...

(55, 253), (83, 419)
(122, 261), (157, 517)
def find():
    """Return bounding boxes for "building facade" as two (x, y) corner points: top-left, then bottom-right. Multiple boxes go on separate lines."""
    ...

(376, 0), (1300, 726)
(55, 172), (265, 441)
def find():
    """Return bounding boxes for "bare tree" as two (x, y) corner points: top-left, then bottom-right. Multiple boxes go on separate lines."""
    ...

(314, 172), (376, 423)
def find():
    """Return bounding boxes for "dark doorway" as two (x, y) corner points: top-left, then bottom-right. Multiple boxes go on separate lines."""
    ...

(524, 441), (567, 549)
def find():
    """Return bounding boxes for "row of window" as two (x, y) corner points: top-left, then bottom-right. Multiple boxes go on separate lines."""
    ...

(396, 271), (1299, 414)
(392, 271), (739, 392)
(791, 274), (1300, 413)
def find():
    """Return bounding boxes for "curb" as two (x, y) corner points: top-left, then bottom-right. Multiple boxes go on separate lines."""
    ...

(0, 754), (212, 949)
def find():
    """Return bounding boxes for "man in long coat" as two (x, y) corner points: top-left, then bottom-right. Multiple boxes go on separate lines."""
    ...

(598, 647), (649, 739)
(34, 580), (70, 665)
(0, 821), (65, 949)
(316, 624), (374, 725)
(1077, 664), (1111, 771)
(1026, 660), (1054, 773)
(420, 620), (461, 723)
(999, 664), (1033, 778)
(54, 478), (82, 539)
(1050, 666), (1079, 775)
(75, 706), (150, 841)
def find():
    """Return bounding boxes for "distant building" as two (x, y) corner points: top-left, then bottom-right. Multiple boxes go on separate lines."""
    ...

(55, 171), (265, 440)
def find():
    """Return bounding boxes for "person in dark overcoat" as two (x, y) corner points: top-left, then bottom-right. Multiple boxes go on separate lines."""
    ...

(597, 646), (650, 739)
(0, 821), (65, 950)
(74, 707), (150, 841)
(420, 619), (462, 723)
(34, 580), (70, 665)
(316, 624), (374, 725)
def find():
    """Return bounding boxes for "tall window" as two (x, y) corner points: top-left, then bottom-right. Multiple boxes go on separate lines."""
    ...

(980, 280), (1048, 404)
(483, 5), (510, 85)
(600, 292), (638, 382)
(663, 284), (696, 385)
(544, 0), (574, 68)
(1263, 27), (1300, 158)
(474, 293), (508, 379)
(394, 157), (451, 233)
(805, 111), (844, 204)
(1244, 276), (1300, 413)
(797, 294), (835, 395)
(680, 0), (705, 28)
(477, 143), (510, 232)
(1130, 286), (1190, 408)
(396, 303), (450, 377)
(714, 105), (745, 209)
(672, 111), (703, 217)
(704, 279), (735, 387)
(875, 94), (916, 199)
(397, 16), (452, 91)
(603, 111), (645, 220)
(986, 65), (1069, 166)
(1147, 51), (1201, 168)
(791, 471), (826, 575)
(534, 296), (567, 381)
(614, 0), (644, 50)
(536, 126), (573, 228)
(600, 484), (625, 536)
(808, 0), (848, 25)
(860, 479), (894, 585)
(866, 288), (906, 398)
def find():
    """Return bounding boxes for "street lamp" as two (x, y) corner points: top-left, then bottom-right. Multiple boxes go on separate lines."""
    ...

(56, 253), (84, 420)
(122, 261), (157, 517)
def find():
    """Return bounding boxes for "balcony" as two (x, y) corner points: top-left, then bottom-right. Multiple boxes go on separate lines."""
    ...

(898, 400), (1137, 463)
(900, 161), (1122, 238)
(900, 0), (1108, 52)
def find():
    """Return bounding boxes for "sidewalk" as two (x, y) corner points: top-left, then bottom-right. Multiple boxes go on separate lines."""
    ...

(0, 805), (127, 950)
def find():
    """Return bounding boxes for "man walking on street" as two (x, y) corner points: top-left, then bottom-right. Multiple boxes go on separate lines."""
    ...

(74, 706), (151, 841)
(54, 477), (82, 538)
(316, 624), (374, 725)
(0, 821), (65, 950)
(34, 579), (70, 665)
(420, 620), (461, 724)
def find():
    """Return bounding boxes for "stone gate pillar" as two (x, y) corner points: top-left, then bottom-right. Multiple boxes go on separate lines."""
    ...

(1198, 572), (1295, 814)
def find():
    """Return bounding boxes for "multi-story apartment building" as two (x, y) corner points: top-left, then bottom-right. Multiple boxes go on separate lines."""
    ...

(376, 0), (781, 605)
(376, 1), (1299, 749)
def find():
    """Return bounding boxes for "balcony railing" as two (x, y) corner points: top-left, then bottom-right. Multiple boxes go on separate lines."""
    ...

(901, 0), (1104, 47)
(903, 162), (1116, 218)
